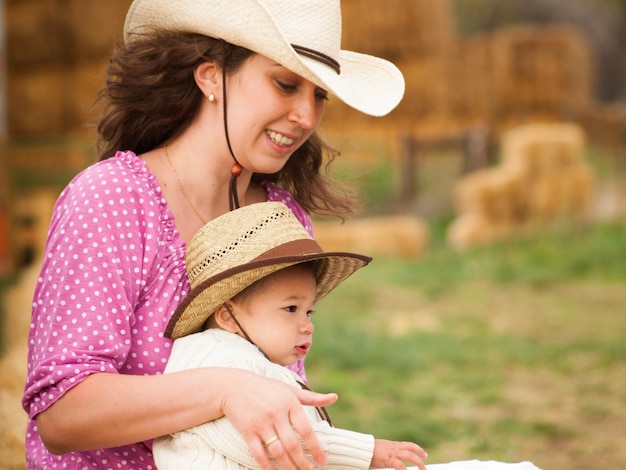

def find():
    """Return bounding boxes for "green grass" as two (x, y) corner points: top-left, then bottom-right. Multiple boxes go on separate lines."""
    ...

(305, 220), (626, 468)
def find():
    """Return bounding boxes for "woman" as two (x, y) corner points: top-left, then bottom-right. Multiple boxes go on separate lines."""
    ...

(22, 0), (405, 469)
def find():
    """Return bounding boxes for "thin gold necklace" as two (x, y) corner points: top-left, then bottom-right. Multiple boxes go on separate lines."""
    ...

(164, 145), (207, 225)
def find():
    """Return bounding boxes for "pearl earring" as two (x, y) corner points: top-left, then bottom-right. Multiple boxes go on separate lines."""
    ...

(209, 93), (216, 103)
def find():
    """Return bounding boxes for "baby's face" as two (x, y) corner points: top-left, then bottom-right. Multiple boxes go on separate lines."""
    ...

(233, 265), (316, 366)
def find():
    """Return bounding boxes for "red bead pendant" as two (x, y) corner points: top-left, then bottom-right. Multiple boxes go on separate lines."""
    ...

(231, 163), (242, 177)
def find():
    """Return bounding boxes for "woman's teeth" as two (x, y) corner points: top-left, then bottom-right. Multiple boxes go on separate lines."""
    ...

(267, 130), (295, 147)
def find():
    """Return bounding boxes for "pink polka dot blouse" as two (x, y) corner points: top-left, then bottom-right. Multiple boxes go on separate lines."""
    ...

(22, 151), (313, 469)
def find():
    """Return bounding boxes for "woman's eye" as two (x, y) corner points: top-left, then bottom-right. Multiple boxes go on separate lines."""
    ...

(315, 90), (329, 102)
(276, 79), (296, 92)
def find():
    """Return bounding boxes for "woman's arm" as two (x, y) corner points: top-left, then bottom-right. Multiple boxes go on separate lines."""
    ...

(36, 368), (337, 470)
(37, 368), (337, 469)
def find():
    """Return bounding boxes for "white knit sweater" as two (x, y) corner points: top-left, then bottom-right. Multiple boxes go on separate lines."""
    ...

(153, 329), (375, 470)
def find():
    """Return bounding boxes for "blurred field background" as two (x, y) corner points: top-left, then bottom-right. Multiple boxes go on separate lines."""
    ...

(307, 220), (626, 470)
(1, 0), (625, 469)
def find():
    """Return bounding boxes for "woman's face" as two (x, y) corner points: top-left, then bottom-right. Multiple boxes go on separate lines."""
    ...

(224, 54), (328, 174)
(231, 265), (316, 366)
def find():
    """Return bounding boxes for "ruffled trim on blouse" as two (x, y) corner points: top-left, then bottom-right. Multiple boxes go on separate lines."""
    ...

(114, 151), (187, 277)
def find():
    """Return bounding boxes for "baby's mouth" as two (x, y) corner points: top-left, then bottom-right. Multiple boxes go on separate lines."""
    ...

(295, 343), (310, 355)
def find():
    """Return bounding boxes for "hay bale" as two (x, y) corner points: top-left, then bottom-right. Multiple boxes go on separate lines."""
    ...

(447, 213), (514, 251)
(340, 0), (456, 60)
(524, 165), (595, 222)
(6, 0), (127, 67)
(6, 0), (65, 68)
(313, 215), (429, 258)
(448, 166), (525, 249)
(6, 0), (128, 137)
(501, 122), (586, 174)
(66, 0), (128, 60)
(447, 122), (596, 249)
(8, 60), (104, 136)
(453, 167), (526, 223)
(443, 35), (496, 126)
(491, 25), (593, 121)
(501, 122), (594, 221)
(7, 66), (68, 135)
(330, 0), (458, 129)
(393, 55), (451, 124)
(72, 59), (109, 126)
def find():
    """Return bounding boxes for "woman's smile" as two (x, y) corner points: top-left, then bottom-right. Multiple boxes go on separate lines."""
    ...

(266, 129), (296, 147)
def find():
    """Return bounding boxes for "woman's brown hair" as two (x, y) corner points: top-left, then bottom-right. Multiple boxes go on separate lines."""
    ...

(95, 31), (358, 217)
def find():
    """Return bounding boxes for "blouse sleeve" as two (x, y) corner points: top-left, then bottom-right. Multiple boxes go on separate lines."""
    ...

(22, 152), (179, 419)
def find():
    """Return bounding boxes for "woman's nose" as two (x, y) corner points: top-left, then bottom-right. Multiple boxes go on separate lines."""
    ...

(289, 94), (319, 129)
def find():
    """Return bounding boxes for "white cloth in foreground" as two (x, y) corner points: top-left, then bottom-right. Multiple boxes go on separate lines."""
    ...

(409, 461), (541, 470)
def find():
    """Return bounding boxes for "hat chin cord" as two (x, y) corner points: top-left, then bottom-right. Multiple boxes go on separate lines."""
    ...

(220, 40), (243, 211)
(218, 40), (341, 212)
(223, 302), (269, 359)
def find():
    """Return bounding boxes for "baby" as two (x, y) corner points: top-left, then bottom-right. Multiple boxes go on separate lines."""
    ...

(153, 201), (428, 470)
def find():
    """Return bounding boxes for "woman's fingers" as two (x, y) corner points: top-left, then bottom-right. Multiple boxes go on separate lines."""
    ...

(221, 374), (333, 469)
(295, 387), (338, 408)
(266, 405), (320, 470)
(286, 401), (327, 466)
(248, 436), (275, 470)
(255, 391), (330, 469)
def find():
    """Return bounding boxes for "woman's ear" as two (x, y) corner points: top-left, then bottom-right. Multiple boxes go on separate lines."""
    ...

(213, 303), (239, 333)
(194, 61), (220, 99)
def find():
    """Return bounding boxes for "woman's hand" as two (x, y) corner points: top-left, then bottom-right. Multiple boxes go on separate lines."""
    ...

(371, 438), (428, 470)
(221, 373), (338, 470)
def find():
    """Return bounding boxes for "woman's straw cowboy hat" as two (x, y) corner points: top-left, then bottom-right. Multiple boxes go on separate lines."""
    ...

(166, 202), (371, 339)
(124, 0), (405, 117)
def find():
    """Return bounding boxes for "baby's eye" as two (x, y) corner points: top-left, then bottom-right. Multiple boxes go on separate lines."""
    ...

(307, 310), (314, 318)
(284, 305), (298, 313)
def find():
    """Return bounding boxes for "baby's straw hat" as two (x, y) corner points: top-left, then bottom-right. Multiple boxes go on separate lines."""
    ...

(123, 0), (404, 117)
(166, 202), (372, 339)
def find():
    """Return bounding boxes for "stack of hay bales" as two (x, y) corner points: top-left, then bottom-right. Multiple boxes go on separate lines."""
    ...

(6, 0), (129, 136)
(340, 0), (456, 61)
(442, 34), (496, 130)
(490, 25), (593, 125)
(328, 0), (457, 132)
(313, 215), (429, 259)
(447, 123), (595, 250)
(501, 123), (595, 221)
(447, 167), (526, 249)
